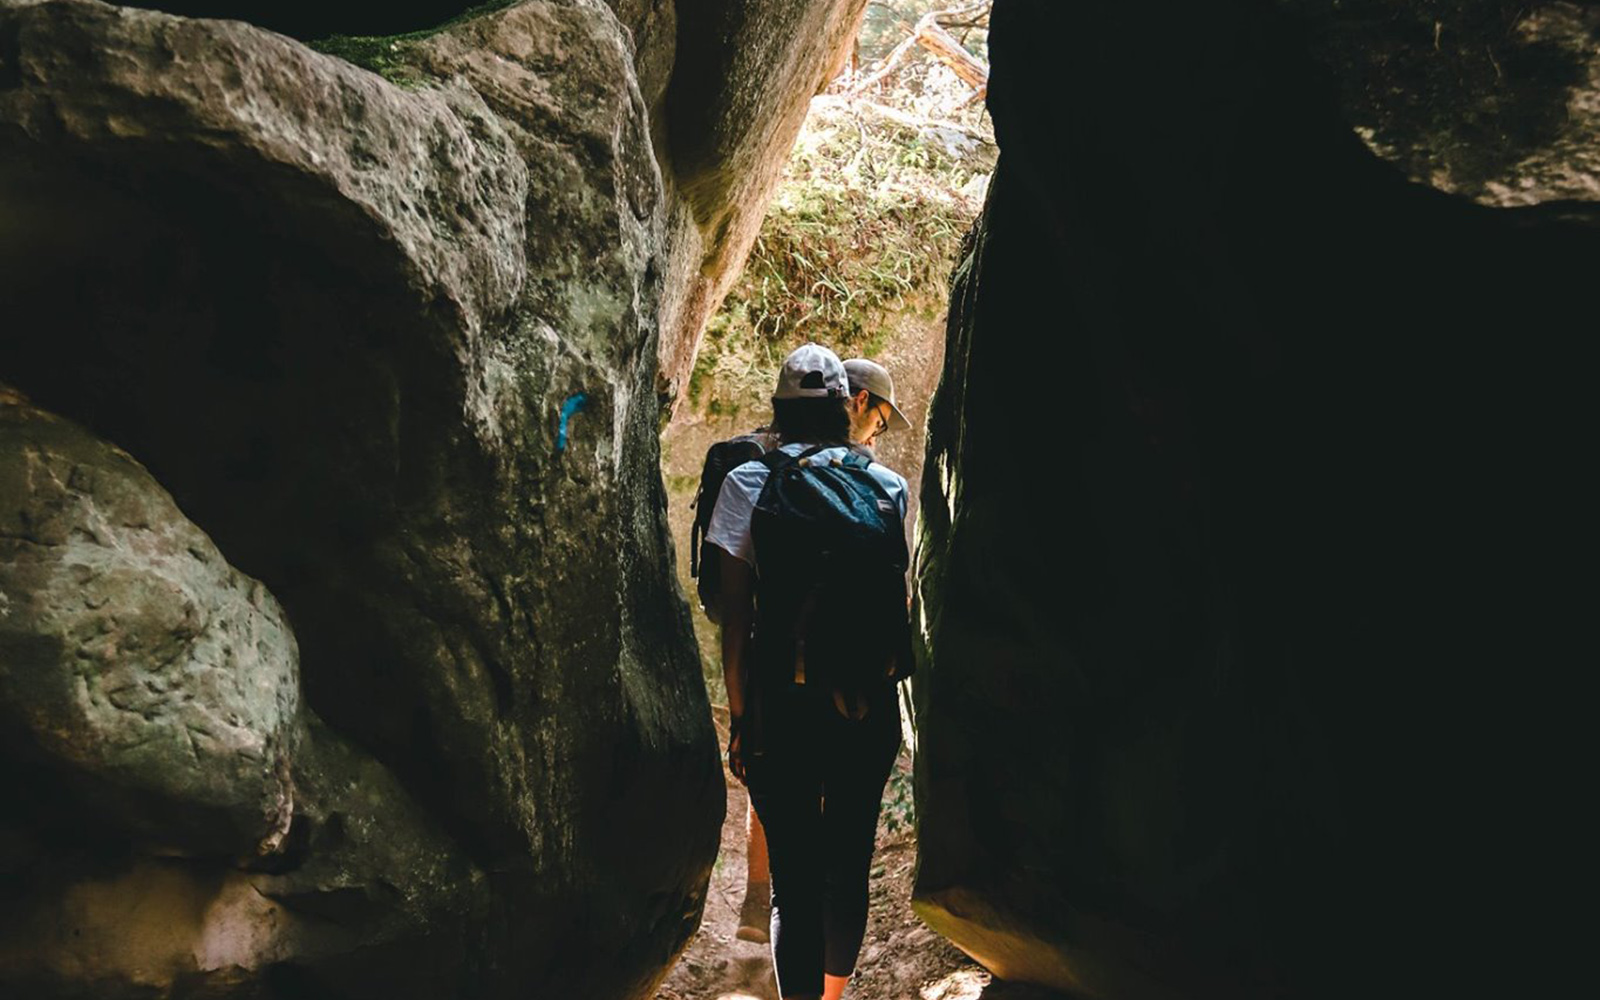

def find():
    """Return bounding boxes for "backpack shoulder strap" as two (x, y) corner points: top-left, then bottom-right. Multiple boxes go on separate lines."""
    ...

(759, 443), (828, 473)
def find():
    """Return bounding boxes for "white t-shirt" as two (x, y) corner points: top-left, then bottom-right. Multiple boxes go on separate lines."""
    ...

(705, 442), (910, 570)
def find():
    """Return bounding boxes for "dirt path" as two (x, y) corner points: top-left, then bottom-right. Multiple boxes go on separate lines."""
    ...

(654, 713), (1065, 1000)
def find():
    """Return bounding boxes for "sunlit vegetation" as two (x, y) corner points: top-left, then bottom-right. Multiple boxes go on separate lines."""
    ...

(688, 3), (996, 422)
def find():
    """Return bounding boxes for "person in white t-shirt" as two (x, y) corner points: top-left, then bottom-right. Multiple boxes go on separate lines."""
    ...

(706, 344), (909, 1000)
(730, 354), (912, 947)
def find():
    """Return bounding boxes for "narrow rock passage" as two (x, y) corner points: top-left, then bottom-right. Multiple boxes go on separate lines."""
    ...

(654, 712), (1065, 1000)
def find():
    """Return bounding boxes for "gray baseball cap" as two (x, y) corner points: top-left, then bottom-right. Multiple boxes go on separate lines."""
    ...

(773, 343), (849, 399)
(843, 358), (911, 432)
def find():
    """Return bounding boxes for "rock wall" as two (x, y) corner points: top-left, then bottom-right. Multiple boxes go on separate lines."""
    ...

(97, 0), (875, 410)
(650, 0), (872, 407)
(0, 393), (299, 861)
(0, 1), (724, 996)
(911, 2), (1597, 998)
(1283, 0), (1600, 205)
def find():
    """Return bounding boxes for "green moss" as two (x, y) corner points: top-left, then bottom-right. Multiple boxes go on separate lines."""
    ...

(309, 0), (521, 85)
(665, 472), (700, 494)
(310, 34), (427, 85)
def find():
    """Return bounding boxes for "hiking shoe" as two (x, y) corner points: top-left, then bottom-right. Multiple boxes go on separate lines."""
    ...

(735, 883), (770, 943)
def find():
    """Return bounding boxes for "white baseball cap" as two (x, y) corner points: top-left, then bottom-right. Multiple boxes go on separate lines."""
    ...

(773, 343), (849, 400)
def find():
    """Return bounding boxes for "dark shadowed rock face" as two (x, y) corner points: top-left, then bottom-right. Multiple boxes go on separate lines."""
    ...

(0, 2), (719, 997)
(0, 393), (482, 997)
(912, 1), (1596, 998)
(1283, 0), (1600, 206)
(115, 0), (489, 38)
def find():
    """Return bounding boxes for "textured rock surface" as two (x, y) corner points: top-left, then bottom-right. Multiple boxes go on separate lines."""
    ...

(1284, 0), (1600, 206)
(601, 0), (676, 117)
(0, 1), (719, 997)
(0, 392), (483, 997)
(0, 392), (298, 857)
(911, 2), (1597, 998)
(108, 0), (875, 414)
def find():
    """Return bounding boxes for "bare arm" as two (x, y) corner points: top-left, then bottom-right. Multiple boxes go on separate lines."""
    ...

(719, 548), (755, 716)
(718, 548), (755, 780)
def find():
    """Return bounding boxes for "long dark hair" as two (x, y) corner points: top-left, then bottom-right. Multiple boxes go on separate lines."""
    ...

(771, 396), (850, 444)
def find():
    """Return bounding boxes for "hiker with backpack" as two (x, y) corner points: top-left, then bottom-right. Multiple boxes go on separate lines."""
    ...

(688, 354), (912, 949)
(701, 343), (914, 1000)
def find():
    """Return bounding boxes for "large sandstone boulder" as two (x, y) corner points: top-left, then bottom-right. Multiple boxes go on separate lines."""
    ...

(0, 393), (483, 997)
(0, 1), (720, 996)
(911, 2), (1596, 998)
(98, 0), (875, 409)
(0, 391), (298, 858)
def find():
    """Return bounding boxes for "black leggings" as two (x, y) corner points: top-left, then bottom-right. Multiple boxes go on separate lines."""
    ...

(746, 683), (902, 998)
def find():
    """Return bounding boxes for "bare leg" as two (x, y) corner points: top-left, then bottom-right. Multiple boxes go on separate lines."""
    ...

(737, 800), (772, 942)
(822, 973), (850, 1000)
(748, 800), (770, 882)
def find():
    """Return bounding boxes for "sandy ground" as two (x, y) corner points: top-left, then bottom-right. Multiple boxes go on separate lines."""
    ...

(653, 712), (1065, 1000)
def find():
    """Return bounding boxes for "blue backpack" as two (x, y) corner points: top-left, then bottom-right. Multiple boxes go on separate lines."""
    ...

(750, 444), (915, 706)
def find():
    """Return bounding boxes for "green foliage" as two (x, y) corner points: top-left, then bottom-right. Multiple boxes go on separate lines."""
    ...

(689, 95), (992, 420)
(881, 764), (915, 834)
(735, 186), (963, 345)
(309, 34), (427, 85)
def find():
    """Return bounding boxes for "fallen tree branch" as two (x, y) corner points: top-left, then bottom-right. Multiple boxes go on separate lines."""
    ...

(848, 5), (991, 96)
(915, 17), (988, 91)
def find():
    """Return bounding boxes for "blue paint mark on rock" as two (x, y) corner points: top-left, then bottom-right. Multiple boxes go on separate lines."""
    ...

(557, 392), (588, 452)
